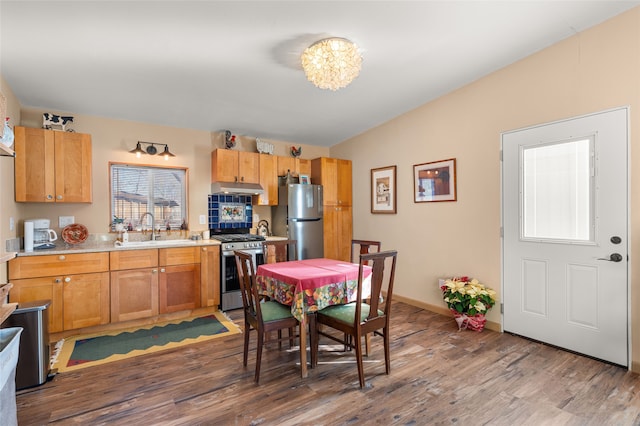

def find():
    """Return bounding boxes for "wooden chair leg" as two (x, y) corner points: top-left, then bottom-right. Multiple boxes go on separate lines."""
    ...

(255, 331), (264, 383)
(277, 330), (282, 349)
(308, 313), (317, 368)
(243, 323), (251, 367)
(365, 332), (371, 357)
(383, 328), (391, 375)
(354, 333), (365, 388)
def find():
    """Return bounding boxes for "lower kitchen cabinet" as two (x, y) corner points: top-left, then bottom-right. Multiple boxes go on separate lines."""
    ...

(9, 244), (219, 334)
(158, 247), (201, 314)
(9, 277), (64, 333)
(110, 249), (159, 322)
(200, 245), (220, 308)
(63, 272), (110, 330)
(9, 252), (110, 332)
(159, 264), (201, 313)
(110, 268), (159, 322)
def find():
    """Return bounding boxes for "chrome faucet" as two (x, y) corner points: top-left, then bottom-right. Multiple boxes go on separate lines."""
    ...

(140, 212), (157, 241)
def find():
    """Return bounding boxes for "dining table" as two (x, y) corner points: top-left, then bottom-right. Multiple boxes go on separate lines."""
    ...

(255, 257), (372, 378)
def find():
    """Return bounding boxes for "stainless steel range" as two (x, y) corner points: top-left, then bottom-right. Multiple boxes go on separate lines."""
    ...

(211, 231), (265, 311)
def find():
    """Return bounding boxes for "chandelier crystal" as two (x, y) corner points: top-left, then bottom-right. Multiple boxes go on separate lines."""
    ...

(301, 37), (362, 91)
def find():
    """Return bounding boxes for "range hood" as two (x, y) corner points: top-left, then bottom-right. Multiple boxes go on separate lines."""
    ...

(211, 181), (264, 195)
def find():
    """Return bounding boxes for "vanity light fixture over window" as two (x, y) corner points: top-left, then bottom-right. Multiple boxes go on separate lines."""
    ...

(129, 141), (175, 160)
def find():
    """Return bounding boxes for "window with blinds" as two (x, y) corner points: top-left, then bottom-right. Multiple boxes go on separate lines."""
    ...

(110, 163), (188, 232)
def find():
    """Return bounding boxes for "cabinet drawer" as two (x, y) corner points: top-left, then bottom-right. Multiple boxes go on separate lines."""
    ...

(110, 249), (158, 270)
(159, 247), (200, 266)
(9, 252), (109, 279)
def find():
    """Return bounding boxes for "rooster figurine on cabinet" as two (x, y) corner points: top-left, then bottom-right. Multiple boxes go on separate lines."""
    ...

(290, 146), (302, 158)
(224, 130), (236, 149)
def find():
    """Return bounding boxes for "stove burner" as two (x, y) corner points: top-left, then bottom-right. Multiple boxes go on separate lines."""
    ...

(210, 233), (265, 243)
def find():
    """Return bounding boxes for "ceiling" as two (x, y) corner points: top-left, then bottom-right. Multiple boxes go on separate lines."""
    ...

(1, 1), (638, 147)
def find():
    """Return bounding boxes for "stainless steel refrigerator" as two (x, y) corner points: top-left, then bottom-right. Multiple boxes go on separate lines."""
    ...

(272, 183), (324, 259)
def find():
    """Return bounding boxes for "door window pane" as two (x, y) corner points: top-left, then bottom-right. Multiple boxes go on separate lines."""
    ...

(522, 138), (593, 242)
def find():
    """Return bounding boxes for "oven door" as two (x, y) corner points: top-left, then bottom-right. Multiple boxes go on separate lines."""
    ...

(220, 250), (264, 311)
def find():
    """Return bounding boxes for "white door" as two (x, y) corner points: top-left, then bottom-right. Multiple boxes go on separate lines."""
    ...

(502, 107), (628, 366)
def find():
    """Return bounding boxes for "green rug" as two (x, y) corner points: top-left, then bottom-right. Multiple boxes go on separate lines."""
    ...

(52, 311), (241, 372)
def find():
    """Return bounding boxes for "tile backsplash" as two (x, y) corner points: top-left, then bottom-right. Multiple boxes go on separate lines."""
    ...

(208, 194), (253, 229)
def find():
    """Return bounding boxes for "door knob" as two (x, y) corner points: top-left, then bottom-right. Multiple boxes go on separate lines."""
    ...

(598, 253), (623, 262)
(610, 236), (622, 244)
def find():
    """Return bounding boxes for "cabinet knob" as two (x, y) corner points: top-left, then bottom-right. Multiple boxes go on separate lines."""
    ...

(54, 278), (62, 283)
(64, 277), (71, 283)
(46, 194), (53, 200)
(56, 195), (63, 200)
(152, 269), (158, 273)
(202, 247), (207, 252)
(58, 255), (66, 261)
(160, 268), (166, 273)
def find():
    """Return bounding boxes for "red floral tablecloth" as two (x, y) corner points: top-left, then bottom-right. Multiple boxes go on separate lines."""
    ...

(256, 258), (372, 322)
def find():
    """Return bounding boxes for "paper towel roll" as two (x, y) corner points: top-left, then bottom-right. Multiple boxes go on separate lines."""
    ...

(24, 221), (34, 252)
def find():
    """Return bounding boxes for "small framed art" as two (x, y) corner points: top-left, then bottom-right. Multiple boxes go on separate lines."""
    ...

(300, 174), (310, 184)
(413, 158), (457, 203)
(371, 165), (397, 214)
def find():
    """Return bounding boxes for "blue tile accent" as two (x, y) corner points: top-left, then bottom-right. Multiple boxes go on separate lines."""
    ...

(208, 194), (254, 229)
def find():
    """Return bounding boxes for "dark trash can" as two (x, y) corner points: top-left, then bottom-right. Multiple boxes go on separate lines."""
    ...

(3, 300), (50, 390)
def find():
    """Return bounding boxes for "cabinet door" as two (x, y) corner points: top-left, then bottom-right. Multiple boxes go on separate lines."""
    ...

(238, 151), (260, 184)
(159, 264), (201, 313)
(10, 277), (64, 333)
(63, 272), (110, 330)
(211, 149), (239, 182)
(336, 159), (352, 205)
(298, 159), (311, 176)
(323, 205), (353, 262)
(14, 126), (55, 202)
(110, 268), (159, 322)
(256, 154), (278, 205)
(277, 156), (297, 177)
(54, 131), (93, 202)
(200, 246), (220, 308)
(312, 157), (339, 204)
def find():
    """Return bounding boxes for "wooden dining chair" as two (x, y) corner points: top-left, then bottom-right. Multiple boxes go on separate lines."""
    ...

(234, 250), (300, 383)
(262, 239), (298, 263)
(349, 239), (381, 354)
(311, 250), (398, 388)
(351, 239), (381, 263)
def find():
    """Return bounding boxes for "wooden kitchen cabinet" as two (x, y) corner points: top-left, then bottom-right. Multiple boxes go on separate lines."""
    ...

(211, 149), (259, 184)
(323, 205), (353, 261)
(311, 157), (353, 261)
(110, 249), (159, 322)
(158, 247), (201, 314)
(9, 252), (110, 332)
(255, 153), (278, 206)
(277, 157), (311, 179)
(311, 157), (352, 205)
(200, 245), (220, 308)
(9, 277), (64, 332)
(14, 126), (93, 203)
(63, 272), (110, 330)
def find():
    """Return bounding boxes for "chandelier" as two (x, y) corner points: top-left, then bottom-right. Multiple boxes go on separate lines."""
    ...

(301, 37), (362, 91)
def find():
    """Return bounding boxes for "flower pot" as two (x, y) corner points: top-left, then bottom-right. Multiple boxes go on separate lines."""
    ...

(450, 309), (486, 332)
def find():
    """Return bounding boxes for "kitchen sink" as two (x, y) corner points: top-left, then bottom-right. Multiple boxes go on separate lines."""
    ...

(114, 239), (197, 248)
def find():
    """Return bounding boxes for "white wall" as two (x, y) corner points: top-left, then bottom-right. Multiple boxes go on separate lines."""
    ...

(331, 8), (640, 369)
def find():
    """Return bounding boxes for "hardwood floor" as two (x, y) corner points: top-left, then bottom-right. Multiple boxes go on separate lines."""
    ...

(15, 301), (640, 425)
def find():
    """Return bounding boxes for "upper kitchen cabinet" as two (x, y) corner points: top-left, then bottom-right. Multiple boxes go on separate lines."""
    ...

(211, 149), (259, 184)
(277, 157), (311, 178)
(255, 153), (277, 206)
(14, 126), (93, 203)
(311, 157), (352, 205)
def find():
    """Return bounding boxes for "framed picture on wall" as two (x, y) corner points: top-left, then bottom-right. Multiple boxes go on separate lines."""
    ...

(413, 158), (457, 203)
(371, 165), (397, 214)
(300, 174), (310, 184)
